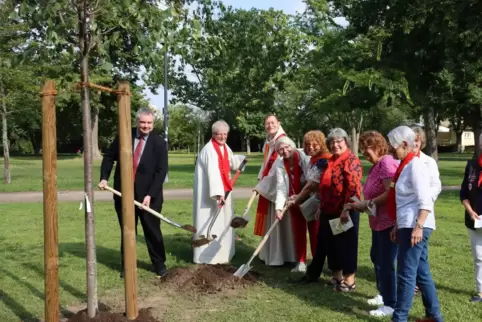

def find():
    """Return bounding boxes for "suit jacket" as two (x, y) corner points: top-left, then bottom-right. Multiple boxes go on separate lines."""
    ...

(100, 128), (168, 211)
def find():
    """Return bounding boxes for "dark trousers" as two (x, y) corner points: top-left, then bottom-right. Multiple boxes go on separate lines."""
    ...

(114, 198), (166, 271)
(306, 211), (360, 279)
(371, 227), (398, 307)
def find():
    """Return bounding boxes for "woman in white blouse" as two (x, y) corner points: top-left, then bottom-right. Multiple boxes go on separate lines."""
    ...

(409, 125), (442, 297)
(274, 136), (311, 272)
(386, 126), (443, 322)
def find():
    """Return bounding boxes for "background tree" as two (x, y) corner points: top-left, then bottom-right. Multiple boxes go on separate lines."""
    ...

(167, 2), (306, 151)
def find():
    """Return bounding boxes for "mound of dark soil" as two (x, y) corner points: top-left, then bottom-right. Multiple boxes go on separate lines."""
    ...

(66, 308), (159, 322)
(158, 264), (259, 295)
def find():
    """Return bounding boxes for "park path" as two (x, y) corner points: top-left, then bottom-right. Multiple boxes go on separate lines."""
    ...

(0, 186), (460, 204)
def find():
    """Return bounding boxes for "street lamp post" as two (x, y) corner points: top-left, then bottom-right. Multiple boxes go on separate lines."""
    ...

(163, 44), (169, 183)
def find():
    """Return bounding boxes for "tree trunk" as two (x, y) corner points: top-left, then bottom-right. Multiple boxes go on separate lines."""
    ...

(91, 108), (102, 159)
(240, 137), (246, 152)
(1, 85), (10, 184)
(246, 137), (251, 154)
(423, 106), (438, 161)
(29, 131), (41, 155)
(455, 131), (463, 153)
(79, 4), (98, 317)
(351, 127), (358, 155)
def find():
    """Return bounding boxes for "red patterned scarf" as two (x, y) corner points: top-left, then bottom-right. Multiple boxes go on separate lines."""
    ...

(310, 152), (332, 165)
(320, 149), (350, 189)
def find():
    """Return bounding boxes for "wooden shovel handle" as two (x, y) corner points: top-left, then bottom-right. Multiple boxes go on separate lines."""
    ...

(103, 185), (181, 228)
(246, 205), (289, 266)
(246, 191), (258, 209)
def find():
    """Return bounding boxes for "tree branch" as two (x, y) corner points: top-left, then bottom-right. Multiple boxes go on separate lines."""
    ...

(191, 65), (203, 84)
(100, 26), (118, 36)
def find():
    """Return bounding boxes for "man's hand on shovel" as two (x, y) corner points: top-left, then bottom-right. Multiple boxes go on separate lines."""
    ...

(98, 179), (107, 190)
(141, 195), (151, 209)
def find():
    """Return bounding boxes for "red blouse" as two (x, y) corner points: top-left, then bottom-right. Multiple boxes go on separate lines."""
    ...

(319, 151), (363, 215)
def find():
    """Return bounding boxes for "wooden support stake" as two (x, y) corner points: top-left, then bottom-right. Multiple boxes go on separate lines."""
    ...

(41, 80), (59, 322)
(116, 81), (138, 319)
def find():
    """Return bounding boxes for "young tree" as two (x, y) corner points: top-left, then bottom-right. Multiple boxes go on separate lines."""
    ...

(17, 0), (193, 317)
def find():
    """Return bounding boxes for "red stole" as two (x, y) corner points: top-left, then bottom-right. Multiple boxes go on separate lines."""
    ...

(253, 133), (286, 236)
(211, 139), (232, 192)
(479, 154), (482, 187)
(386, 151), (417, 221)
(284, 151), (302, 196)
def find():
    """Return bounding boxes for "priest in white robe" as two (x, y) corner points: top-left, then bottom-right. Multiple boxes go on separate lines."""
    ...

(192, 120), (244, 264)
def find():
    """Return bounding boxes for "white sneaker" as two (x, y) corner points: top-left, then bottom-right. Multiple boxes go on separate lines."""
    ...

(291, 262), (307, 273)
(367, 294), (384, 306)
(369, 306), (394, 317)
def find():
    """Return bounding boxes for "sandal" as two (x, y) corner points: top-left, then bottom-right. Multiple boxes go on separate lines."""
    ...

(326, 277), (344, 286)
(335, 281), (356, 292)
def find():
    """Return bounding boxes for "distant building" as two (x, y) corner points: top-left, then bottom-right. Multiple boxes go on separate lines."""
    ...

(411, 120), (475, 152)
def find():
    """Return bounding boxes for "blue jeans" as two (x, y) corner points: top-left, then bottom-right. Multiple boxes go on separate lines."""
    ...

(393, 228), (443, 322)
(371, 227), (398, 308)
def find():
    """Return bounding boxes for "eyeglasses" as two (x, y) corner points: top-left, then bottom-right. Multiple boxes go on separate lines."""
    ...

(330, 139), (345, 146)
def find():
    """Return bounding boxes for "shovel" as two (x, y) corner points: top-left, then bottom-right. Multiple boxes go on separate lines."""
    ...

(233, 205), (289, 278)
(103, 185), (197, 233)
(230, 190), (258, 228)
(192, 157), (248, 248)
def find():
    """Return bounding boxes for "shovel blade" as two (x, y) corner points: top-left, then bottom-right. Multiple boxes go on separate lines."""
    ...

(191, 236), (212, 248)
(230, 216), (250, 229)
(233, 264), (251, 278)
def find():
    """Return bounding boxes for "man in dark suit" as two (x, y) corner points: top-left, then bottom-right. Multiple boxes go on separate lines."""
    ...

(98, 107), (168, 278)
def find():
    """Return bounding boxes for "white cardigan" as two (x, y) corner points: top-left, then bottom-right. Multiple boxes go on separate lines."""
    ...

(275, 151), (311, 211)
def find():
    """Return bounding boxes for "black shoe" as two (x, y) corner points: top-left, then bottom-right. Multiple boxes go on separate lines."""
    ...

(294, 275), (318, 285)
(151, 263), (168, 278)
(471, 295), (482, 302)
(155, 267), (168, 278)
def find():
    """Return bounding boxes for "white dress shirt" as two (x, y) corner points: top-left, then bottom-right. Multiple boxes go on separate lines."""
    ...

(395, 157), (436, 230)
(419, 151), (442, 202)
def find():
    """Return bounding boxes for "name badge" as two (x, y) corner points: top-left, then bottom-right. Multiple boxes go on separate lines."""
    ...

(469, 183), (473, 191)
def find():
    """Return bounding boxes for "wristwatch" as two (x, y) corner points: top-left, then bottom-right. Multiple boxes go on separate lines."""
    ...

(415, 219), (424, 229)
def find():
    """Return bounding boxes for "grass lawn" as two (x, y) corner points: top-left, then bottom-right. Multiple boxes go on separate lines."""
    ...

(0, 152), (473, 193)
(0, 191), (481, 321)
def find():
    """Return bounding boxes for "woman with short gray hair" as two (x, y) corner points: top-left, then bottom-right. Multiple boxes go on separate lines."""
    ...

(297, 127), (363, 293)
(386, 125), (443, 322)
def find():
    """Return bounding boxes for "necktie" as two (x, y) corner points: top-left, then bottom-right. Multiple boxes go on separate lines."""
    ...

(133, 136), (144, 181)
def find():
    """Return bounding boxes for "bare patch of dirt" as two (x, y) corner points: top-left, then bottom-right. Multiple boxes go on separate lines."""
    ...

(65, 308), (159, 322)
(157, 264), (259, 295)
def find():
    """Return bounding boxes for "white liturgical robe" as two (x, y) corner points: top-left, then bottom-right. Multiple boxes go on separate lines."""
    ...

(192, 140), (244, 264)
